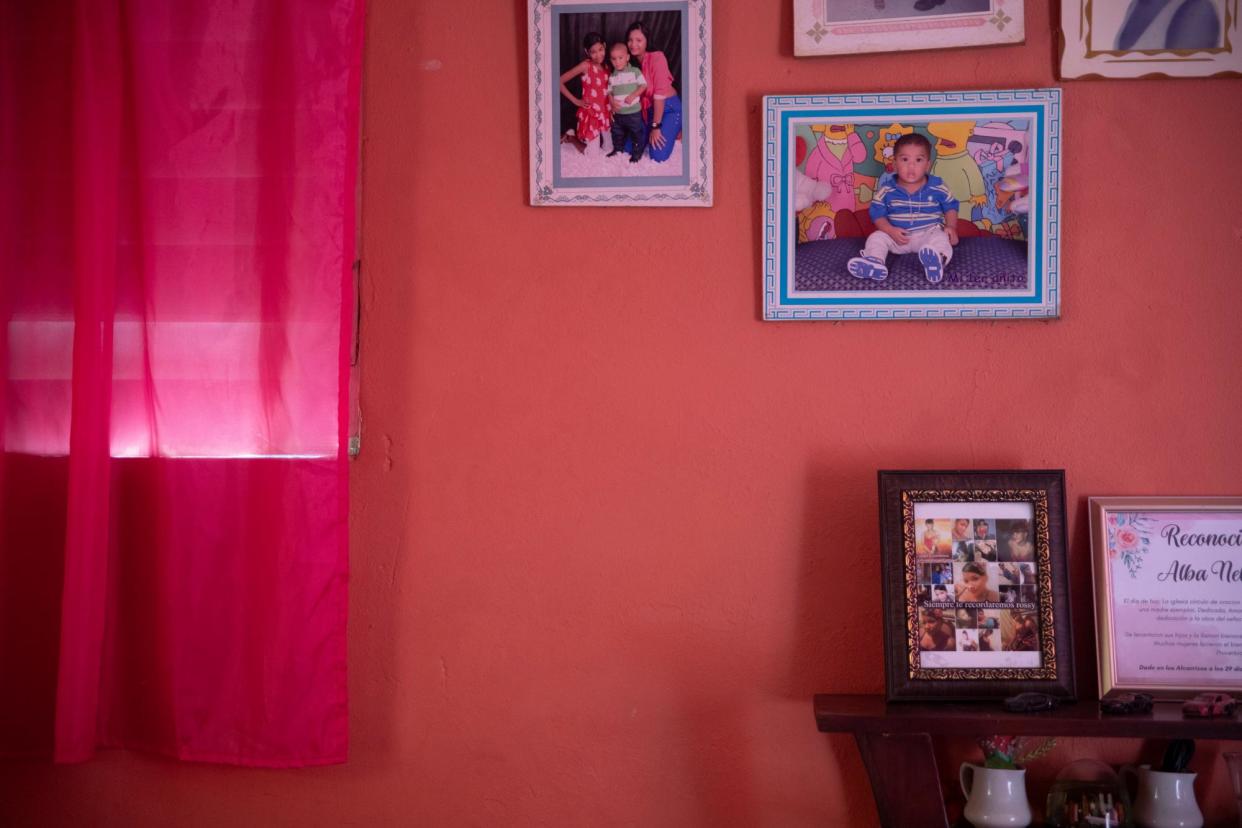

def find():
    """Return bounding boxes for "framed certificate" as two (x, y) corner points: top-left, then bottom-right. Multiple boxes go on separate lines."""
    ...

(879, 470), (1075, 701)
(1090, 497), (1242, 699)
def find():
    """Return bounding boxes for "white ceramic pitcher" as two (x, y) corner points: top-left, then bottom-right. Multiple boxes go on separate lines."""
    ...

(1121, 764), (1203, 828)
(960, 763), (1032, 827)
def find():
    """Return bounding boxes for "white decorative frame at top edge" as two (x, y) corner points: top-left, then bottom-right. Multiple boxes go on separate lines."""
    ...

(1060, 0), (1240, 79)
(793, 0), (1024, 56)
(762, 89), (1062, 321)
(527, 0), (713, 207)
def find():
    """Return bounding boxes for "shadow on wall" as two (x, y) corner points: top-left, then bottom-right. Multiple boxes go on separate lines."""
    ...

(1068, 494), (1097, 697)
(787, 463), (887, 700)
(785, 462), (894, 828)
(675, 689), (761, 826)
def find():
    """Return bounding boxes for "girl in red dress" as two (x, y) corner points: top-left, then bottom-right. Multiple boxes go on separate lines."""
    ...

(558, 32), (612, 152)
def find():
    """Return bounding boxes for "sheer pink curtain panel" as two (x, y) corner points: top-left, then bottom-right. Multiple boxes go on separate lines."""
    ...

(0, 0), (362, 766)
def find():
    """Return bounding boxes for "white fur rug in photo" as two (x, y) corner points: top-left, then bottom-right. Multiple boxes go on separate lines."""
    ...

(558, 132), (684, 179)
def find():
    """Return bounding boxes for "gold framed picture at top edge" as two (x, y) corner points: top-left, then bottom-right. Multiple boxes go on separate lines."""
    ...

(1060, 0), (1240, 79)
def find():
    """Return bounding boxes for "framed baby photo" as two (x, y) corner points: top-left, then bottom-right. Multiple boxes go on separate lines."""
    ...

(1089, 497), (1242, 700)
(526, 0), (714, 206)
(878, 470), (1075, 701)
(1060, 0), (1240, 79)
(793, 0), (1024, 57)
(761, 89), (1062, 320)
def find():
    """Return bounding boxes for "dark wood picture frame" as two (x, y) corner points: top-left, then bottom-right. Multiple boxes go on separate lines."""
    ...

(878, 470), (1075, 702)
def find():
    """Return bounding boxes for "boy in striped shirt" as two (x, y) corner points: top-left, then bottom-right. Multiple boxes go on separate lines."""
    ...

(605, 43), (647, 163)
(847, 133), (959, 283)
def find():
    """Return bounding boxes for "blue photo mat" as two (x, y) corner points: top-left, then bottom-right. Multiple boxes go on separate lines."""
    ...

(550, 1), (691, 188)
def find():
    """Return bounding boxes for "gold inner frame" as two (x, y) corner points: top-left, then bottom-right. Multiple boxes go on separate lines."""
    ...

(902, 488), (1058, 681)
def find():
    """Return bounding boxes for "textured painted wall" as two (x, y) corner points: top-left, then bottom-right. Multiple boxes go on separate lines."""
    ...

(3, 0), (1241, 824)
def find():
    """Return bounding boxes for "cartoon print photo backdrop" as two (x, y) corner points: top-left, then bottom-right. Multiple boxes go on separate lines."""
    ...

(790, 117), (1032, 299)
(793, 119), (1031, 244)
(763, 89), (1062, 321)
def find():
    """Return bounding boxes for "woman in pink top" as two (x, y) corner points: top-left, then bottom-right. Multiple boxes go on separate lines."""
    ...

(625, 21), (681, 164)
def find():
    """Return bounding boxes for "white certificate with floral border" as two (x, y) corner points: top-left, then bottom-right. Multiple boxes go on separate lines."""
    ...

(1090, 497), (1242, 698)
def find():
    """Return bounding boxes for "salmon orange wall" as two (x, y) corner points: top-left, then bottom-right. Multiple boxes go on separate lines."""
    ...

(4, 0), (1242, 825)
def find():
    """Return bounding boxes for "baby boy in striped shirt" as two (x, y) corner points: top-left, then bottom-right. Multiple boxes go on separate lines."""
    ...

(846, 133), (959, 284)
(605, 43), (647, 163)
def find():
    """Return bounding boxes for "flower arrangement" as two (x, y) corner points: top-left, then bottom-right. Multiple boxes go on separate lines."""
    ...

(1106, 512), (1158, 578)
(978, 735), (1057, 769)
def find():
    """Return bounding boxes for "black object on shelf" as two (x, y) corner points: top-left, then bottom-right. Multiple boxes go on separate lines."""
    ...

(1004, 692), (1059, 714)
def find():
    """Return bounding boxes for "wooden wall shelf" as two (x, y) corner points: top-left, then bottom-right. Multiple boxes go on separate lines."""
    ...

(814, 693), (1242, 827)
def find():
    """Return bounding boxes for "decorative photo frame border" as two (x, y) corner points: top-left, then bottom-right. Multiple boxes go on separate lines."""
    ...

(793, 0), (1024, 57)
(527, 0), (713, 206)
(878, 470), (1075, 702)
(762, 89), (1061, 320)
(1089, 496), (1242, 700)
(1060, 0), (1240, 79)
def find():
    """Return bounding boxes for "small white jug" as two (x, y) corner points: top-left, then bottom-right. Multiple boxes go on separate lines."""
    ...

(1121, 764), (1203, 828)
(960, 763), (1032, 827)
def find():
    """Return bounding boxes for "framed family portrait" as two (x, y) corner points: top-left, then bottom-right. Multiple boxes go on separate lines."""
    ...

(762, 89), (1061, 320)
(526, 0), (713, 206)
(1089, 497), (1242, 699)
(878, 470), (1075, 701)
(793, 0), (1024, 56)
(1060, 0), (1240, 79)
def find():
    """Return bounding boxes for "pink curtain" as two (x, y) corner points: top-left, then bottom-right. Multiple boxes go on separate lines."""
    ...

(1, 0), (361, 766)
